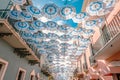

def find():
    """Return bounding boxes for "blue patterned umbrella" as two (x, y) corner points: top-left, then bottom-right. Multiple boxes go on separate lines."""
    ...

(86, 1), (105, 16)
(82, 29), (95, 38)
(42, 3), (59, 19)
(38, 50), (46, 54)
(79, 38), (91, 45)
(20, 11), (32, 21)
(60, 43), (71, 48)
(39, 41), (48, 46)
(72, 12), (89, 23)
(47, 33), (59, 39)
(102, 0), (116, 8)
(72, 35), (82, 40)
(60, 47), (68, 53)
(47, 54), (55, 62)
(46, 21), (58, 31)
(26, 5), (42, 18)
(14, 21), (29, 31)
(9, 10), (20, 20)
(58, 25), (69, 33)
(84, 20), (97, 29)
(26, 39), (34, 44)
(32, 20), (46, 30)
(48, 40), (59, 45)
(21, 32), (32, 39)
(60, 6), (76, 20)
(97, 18), (105, 27)
(33, 40), (40, 45)
(12, 0), (26, 5)
(27, 26), (37, 34)
(35, 32), (46, 39)
(35, 45), (44, 50)
(70, 28), (84, 35)
(60, 34), (71, 41)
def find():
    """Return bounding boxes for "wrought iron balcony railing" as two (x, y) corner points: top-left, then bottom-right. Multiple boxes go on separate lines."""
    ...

(92, 10), (120, 55)
(0, 1), (41, 60)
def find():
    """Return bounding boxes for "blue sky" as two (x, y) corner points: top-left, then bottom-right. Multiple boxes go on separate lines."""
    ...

(32, 0), (84, 28)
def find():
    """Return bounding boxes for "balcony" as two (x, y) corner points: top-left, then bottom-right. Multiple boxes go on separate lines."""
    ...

(0, 1), (40, 64)
(92, 11), (120, 60)
(89, 55), (97, 66)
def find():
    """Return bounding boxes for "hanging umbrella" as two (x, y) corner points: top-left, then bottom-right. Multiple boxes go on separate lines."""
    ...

(47, 54), (55, 62)
(38, 50), (46, 54)
(21, 32), (33, 39)
(59, 6), (76, 20)
(72, 35), (82, 40)
(58, 25), (69, 33)
(84, 20), (97, 29)
(36, 45), (45, 51)
(79, 38), (91, 46)
(42, 3), (59, 19)
(60, 47), (68, 53)
(86, 1), (105, 16)
(14, 21), (29, 31)
(35, 31), (46, 39)
(82, 29), (95, 38)
(60, 43), (71, 48)
(26, 5), (42, 18)
(59, 34), (71, 41)
(33, 40), (40, 46)
(46, 21), (58, 31)
(26, 39), (34, 45)
(12, 0), (26, 5)
(48, 40), (59, 45)
(39, 41), (48, 46)
(70, 28), (83, 36)
(97, 18), (105, 27)
(9, 10), (20, 20)
(27, 26), (38, 34)
(32, 20), (46, 30)
(47, 33), (59, 40)
(72, 12), (89, 23)
(20, 11), (32, 21)
(102, 0), (116, 8)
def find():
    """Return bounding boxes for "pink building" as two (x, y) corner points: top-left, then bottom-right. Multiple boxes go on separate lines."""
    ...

(75, 0), (120, 80)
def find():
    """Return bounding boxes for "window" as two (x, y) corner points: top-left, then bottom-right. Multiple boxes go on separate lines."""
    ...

(35, 73), (40, 80)
(0, 58), (8, 80)
(16, 68), (26, 80)
(30, 75), (34, 80)
(30, 70), (35, 80)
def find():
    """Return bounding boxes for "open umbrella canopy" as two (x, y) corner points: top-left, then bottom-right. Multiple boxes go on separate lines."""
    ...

(9, 10), (20, 20)
(26, 5), (42, 18)
(14, 21), (29, 31)
(72, 12), (89, 23)
(10, 0), (116, 79)
(20, 11), (33, 21)
(42, 3), (59, 19)
(59, 6), (76, 20)
(86, 1), (105, 16)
